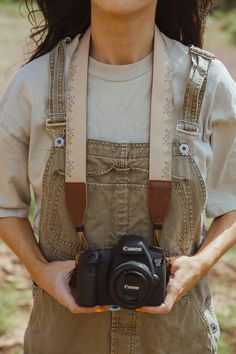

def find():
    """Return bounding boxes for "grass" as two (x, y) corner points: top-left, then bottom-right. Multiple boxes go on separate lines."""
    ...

(0, 285), (18, 335)
(0, 282), (31, 335)
(218, 334), (233, 354)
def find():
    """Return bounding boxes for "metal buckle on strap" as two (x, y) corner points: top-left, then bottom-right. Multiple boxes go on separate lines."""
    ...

(46, 117), (66, 131)
(46, 118), (66, 143)
(176, 120), (200, 136)
(189, 45), (216, 61)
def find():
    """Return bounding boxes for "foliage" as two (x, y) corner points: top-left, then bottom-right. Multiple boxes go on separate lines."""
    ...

(222, 10), (236, 43)
(214, 0), (236, 11)
(0, 282), (30, 335)
(0, 287), (17, 335)
(0, 0), (25, 17)
(213, 8), (236, 43)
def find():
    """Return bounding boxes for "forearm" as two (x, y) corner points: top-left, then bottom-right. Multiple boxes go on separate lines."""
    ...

(194, 210), (236, 272)
(0, 217), (48, 280)
(0, 217), (97, 313)
(141, 210), (236, 314)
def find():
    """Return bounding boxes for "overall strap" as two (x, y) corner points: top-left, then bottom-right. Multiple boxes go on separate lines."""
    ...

(46, 35), (88, 252)
(46, 37), (71, 146)
(176, 46), (215, 135)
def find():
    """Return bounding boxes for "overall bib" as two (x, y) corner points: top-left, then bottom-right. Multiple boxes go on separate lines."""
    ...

(24, 30), (220, 354)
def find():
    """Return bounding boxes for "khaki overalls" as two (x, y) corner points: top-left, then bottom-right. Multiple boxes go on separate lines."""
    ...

(24, 37), (220, 354)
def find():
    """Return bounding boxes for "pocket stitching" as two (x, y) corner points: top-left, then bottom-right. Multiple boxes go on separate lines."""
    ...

(188, 155), (207, 206)
(39, 148), (79, 259)
(190, 292), (219, 351)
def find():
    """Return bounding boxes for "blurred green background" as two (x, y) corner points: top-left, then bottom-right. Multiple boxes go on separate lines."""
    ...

(0, 1), (236, 354)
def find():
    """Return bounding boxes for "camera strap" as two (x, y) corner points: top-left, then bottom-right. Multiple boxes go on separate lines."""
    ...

(64, 25), (173, 246)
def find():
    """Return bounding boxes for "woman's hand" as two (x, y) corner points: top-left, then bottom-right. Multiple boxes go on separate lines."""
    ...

(136, 255), (206, 314)
(33, 260), (100, 314)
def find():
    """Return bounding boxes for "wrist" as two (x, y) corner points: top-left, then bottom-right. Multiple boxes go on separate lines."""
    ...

(192, 253), (212, 277)
(27, 259), (49, 284)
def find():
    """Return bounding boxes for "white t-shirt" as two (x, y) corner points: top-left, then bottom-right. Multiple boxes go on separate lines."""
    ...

(0, 32), (236, 235)
(87, 52), (153, 143)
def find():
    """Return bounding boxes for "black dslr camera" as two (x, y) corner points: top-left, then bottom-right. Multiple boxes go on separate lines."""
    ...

(70, 235), (166, 309)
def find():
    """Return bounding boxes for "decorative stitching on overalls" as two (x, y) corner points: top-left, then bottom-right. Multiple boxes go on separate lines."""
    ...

(39, 146), (80, 259)
(111, 312), (119, 354)
(170, 48), (214, 256)
(190, 292), (218, 352)
(35, 36), (219, 354)
(188, 155), (207, 204)
(49, 38), (71, 120)
(38, 150), (54, 245)
(87, 167), (149, 177)
(177, 179), (194, 254)
(129, 311), (137, 354)
(174, 180), (191, 253)
(182, 46), (215, 126)
(88, 154), (149, 160)
(87, 183), (148, 190)
(87, 139), (149, 147)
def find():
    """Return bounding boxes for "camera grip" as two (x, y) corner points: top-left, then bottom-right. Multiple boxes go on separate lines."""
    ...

(75, 264), (97, 307)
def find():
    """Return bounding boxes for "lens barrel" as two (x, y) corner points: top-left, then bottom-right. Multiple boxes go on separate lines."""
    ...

(109, 261), (156, 309)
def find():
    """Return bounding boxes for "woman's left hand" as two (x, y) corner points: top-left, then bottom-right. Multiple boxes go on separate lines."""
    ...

(136, 255), (206, 315)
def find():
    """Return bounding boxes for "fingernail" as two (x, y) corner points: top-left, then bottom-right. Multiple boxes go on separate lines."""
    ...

(136, 308), (146, 313)
(95, 308), (106, 313)
(109, 306), (121, 312)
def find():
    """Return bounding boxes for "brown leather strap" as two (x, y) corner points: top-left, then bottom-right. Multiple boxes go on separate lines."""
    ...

(148, 180), (171, 229)
(64, 182), (87, 228)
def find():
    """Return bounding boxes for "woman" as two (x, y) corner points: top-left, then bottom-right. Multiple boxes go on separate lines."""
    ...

(0, 0), (236, 353)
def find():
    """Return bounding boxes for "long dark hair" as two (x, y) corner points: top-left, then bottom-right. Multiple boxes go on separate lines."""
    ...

(24, 0), (212, 62)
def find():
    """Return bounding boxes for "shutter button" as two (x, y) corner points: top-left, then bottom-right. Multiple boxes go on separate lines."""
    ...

(179, 143), (190, 156)
(54, 136), (65, 148)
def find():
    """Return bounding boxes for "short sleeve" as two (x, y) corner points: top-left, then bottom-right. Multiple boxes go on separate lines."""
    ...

(205, 60), (236, 218)
(0, 69), (31, 218)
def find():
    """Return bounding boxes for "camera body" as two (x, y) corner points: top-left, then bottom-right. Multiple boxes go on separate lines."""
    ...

(73, 235), (166, 309)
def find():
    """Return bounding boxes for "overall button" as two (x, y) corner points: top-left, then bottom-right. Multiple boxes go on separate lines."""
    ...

(54, 136), (65, 148)
(179, 143), (190, 156)
(210, 323), (218, 335)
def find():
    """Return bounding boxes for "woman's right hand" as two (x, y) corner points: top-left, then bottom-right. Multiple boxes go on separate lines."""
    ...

(32, 260), (101, 314)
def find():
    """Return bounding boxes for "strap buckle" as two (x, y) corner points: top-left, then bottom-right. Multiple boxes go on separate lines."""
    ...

(176, 120), (200, 136)
(46, 117), (66, 138)
(46, 116), (66, 128)
(189, 45), (216, 61)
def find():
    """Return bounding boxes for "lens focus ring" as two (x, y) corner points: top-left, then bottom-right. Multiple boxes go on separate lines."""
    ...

(109, 261), (154, 309)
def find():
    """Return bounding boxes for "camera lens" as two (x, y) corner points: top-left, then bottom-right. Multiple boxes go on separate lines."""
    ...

(109, 261), (154, 309)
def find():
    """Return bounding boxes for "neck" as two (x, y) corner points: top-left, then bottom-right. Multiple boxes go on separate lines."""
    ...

(90, 4), (156, 65)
